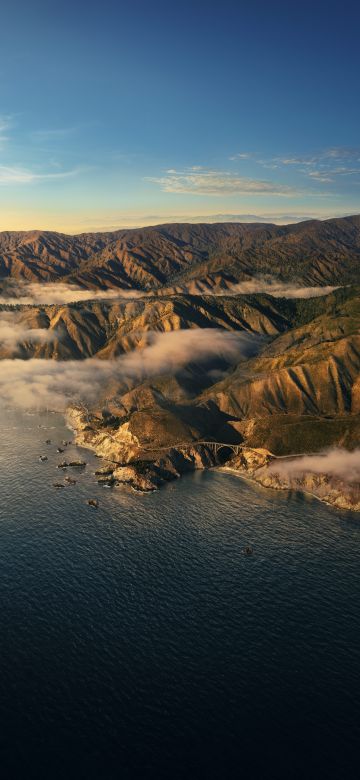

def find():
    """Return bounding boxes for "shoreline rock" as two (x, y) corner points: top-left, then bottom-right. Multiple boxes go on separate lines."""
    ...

(66, 408), (360, 511)
(67, 406), (221, 492)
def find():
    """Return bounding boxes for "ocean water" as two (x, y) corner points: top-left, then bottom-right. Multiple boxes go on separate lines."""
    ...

(0, 409), (359, 779)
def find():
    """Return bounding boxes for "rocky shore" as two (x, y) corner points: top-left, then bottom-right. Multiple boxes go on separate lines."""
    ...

(227, 448), (360, 512)
(67, 407), (360, 510)
(67, 407), (220, 492)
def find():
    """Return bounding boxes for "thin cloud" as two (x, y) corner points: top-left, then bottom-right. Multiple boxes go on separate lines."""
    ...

(255, 147), (360, 183)
(307, 171), (334, 183)
(276, 156), (317, 166)
(146, 168), (301, 197)
(228, 152), (253, 161)
(0, 118), (81, 183)
(0, 114), (12, 148)
(31, 127), (78, 141)
(0, 116), (12, 133)
(322, 147), (360, 161)
(0, 166), (80, 185)
(328, 166), (360, 176)
(275, 148), (360, 166)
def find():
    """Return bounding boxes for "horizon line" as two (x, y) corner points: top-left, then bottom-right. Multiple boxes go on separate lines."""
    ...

(0, 211), (358, 237)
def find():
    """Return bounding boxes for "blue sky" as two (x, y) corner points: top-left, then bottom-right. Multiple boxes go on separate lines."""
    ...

(0, 0), (359, 231)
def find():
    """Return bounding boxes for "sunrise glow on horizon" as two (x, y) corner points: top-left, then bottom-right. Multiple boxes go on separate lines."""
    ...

(0, 0), (359, 232)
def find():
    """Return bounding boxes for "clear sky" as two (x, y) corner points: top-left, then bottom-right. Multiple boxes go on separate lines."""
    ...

(0, 0), (359, 232)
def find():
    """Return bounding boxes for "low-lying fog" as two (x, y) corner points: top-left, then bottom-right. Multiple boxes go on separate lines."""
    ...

(0, 278), (339, 306)
(0, 328), (262, 410)
(269, 448), (360, 481)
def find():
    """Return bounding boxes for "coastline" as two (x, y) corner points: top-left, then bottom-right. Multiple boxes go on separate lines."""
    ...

(218, 460), (360, 514)
(218, 465), (350, 511)
(67, 407), (360, 512)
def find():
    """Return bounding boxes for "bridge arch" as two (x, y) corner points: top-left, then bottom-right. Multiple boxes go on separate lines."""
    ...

(141, 440), (243, 457)
(175, 441), (242, 458)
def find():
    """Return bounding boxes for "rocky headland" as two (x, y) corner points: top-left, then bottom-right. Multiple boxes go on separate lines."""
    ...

(67, 406), (221, 492)
(67, 407), (360, 509)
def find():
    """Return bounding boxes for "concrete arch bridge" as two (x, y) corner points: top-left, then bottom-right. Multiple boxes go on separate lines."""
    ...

(143, 441), (243, 457)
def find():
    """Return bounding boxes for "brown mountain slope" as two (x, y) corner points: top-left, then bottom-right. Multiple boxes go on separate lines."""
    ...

(173, 216), (360, 286)
(68, 216), (360, 289)
(0, 291), (303, 361)
(201, 289), (360, 453)
(0, 230), (112, 281)
(67, 231), (208, 289)
(1, 215), (360, 288)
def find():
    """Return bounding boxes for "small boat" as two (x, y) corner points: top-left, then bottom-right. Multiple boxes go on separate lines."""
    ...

(69, 460), (86, 467)
(39, 455), (48, 462)
(243, 546), (254, 556)
(87, 498), (99, 509)
(64, 476), (77, 485)
(53, 483), (65, 489)
(45, 439), (51, 445)
(57, 447), (65, 453)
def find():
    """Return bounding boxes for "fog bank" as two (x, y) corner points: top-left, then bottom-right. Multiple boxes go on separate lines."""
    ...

(0, 328), (261, 410)
(0, 281), (143, 306)
(222, 279), (339, 299)
(0, 278), (340, 306)
(0, 314), (55, 348)
(269, 448), (360, 481)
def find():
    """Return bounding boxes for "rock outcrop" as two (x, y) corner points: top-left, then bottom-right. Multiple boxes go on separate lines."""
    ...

(67, 406), (220, 491)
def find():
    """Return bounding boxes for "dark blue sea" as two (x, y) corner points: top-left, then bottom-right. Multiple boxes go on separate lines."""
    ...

(0, 409), (359, 779)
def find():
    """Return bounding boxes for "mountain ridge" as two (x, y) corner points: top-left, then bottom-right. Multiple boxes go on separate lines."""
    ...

(1, 215), (360, 289)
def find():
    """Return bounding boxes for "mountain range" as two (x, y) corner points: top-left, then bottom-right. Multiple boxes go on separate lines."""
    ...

(1, 214), (360, 289)
(1, 215), (360, 508)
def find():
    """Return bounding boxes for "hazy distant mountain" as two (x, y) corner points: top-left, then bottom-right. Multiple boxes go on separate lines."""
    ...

(68, 214), (319, 232)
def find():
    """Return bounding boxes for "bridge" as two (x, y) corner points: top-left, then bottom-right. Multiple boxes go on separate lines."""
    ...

(141, 440), (243, 457)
